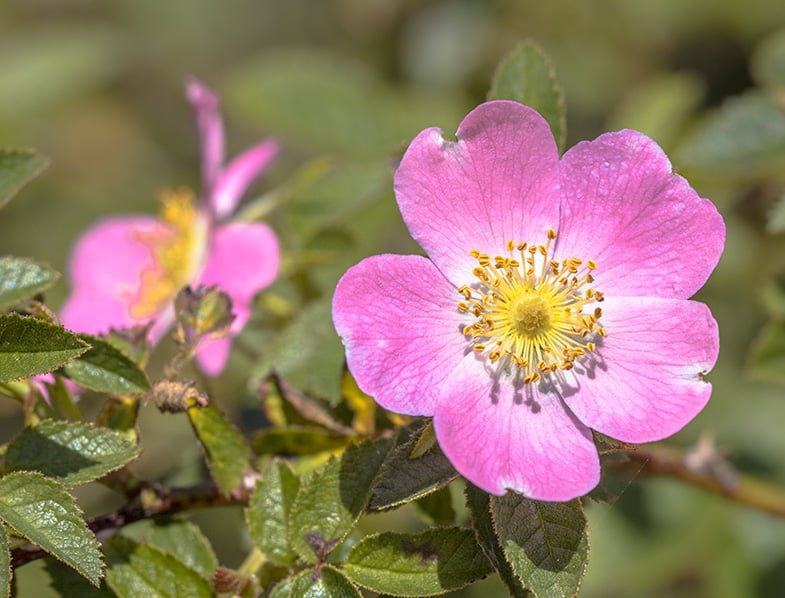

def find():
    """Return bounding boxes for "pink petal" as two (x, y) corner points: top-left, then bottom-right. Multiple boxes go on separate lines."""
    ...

(61, 216), (161, 335)
(563, 296), (719, 443)
(332, 254), (468, 416)
(434, 355), (600, 501)
(194, 221), (280, 375)
(394, 100), (561, 286)
(557, 130), (725, 299)
(186, 77), (225, 196)
(211, 139), (279, 219)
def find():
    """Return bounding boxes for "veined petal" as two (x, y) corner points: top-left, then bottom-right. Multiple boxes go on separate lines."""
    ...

(212, 139), (278, 219)
(61, 216), (161, 334)
(186, 77), (225, 196)
(394, 101), (561, 286)
(332, 254), (467, 416)
(557, 130), (725, 299)
(564, 296), (719, 443)
(434, 356), (600, 501)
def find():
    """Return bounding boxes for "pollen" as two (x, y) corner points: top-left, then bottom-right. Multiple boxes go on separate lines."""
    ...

(130, 188), (208, 320)
(458, 228), (606, 383)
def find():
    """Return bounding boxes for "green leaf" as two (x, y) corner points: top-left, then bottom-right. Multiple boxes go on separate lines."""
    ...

(414, 486), (456, 526)
(289, 437), (392, 563)
(676, 89), (785, 178)
(226, 49), (467, 159)
(752, 27), (785, 88)
(4, 420), (140, 487)
(252, 427), (352, 457)
(289, 565), (361, 597)
(247, 460), (301, 565)
(0, 471), (103, 585)
(0, 257), (59, 311)
(45, 559), (115, 598)
(121, 519), (217, 581)
(488, 41), (566, 152)
(369, 418), (458, 511)
(187, 404), (251, 495)
(345, 528), (493, 596)
(62, 334), (150, 395)
(465, 484), (529, 598)
(748, 319), (785, 384)
(490, 494), (588, 598)
(0, 149), (48, 209)
(0, 313), (89, 381)
(0, 525), (9, 598)
(104, 537), (212, 598)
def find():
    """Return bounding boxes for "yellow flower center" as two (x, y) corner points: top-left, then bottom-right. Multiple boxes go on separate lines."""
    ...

(130, 188), (208, 320)
(457, 228), (606, 384)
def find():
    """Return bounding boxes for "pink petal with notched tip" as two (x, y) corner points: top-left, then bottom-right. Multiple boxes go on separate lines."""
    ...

(60, 216), (161, 335)
(433, 355), (601, 501)
(211, 139), (278, 219)
(393, 101), (561, 287)
(186, 77), (225, 196)
(195, 221), (279, 375)
(563, 296), (719, 443)
(333, 254), (468, 416)
(556, 130), (725, 300)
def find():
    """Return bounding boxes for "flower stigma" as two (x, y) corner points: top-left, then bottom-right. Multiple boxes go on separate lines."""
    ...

(130, 188), (209, 319)
(457, 228), (607, 383)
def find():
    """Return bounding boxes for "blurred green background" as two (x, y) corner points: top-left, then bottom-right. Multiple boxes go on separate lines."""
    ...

(4, 1), (785, 596)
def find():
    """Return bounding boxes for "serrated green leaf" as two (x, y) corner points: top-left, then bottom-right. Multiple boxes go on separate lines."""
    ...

(752, 27), (785, 88)
(226, 49), (466, 159)
(269, 575), (295, 598)
(4, 420), (140, 487)
(748, 319), (785, 384)
(345, 528), (493, 596)
(289, 565), (361, 597)
(62, 334), (150, 395)
(0, 471), (103, 585)
(465, 485), (529, 598)
(104, 537), (212, 598)
(0, 314), (89, 381)
(121, 519), (217, 581)
(491, 494), (588, 598)
(369, 419), (458, 511)
(187, 404), (251, 495)
(0, 257), (60, 311)
(247, 460), (301, 565)
(0, 525), (9, 598)
(289, 437), (392, 563)
(252, 427), (352, 457)
(0, 149), (48, 209)
(488, 41), (566, 152)
(677, 89), (785, 177)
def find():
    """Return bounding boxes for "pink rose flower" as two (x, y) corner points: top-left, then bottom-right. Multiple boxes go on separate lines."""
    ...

(332, 101), (724, 501)
(61, 78), (280, 376)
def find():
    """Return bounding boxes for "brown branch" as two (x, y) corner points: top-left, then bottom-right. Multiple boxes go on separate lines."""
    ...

(10, 481), (250, 570)
(612, 440), (785, 518)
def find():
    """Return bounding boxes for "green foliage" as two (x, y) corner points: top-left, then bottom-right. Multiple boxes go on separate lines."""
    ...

(247, 460), (301, 566)
(488, 41), (566, 153)
(0, 313), (89, 381)
(104, 537), (212, 598)
(0, 257), (59, 311)
(0, 148), (48, 209)
(752, 27), (785, 87)
(0, 471), (102, 585)
(676, 90), (785, 177)
(4, 420), (140, 487)
(289, 565), (362, 597)
(187, 404), (251, 495)
(748, 320), (785, 384)
(289, 437), (392, 563)
(62, 334), (150, 395)
(490, 494), (589, 598)
(369, 418), (458, 511)
(0, 526), (8, 598)
(344, 528), (494, 596)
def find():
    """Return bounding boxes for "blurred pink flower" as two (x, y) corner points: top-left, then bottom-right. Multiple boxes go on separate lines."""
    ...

(332, 101), (724, 501)
(61, 78), (279, 375)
